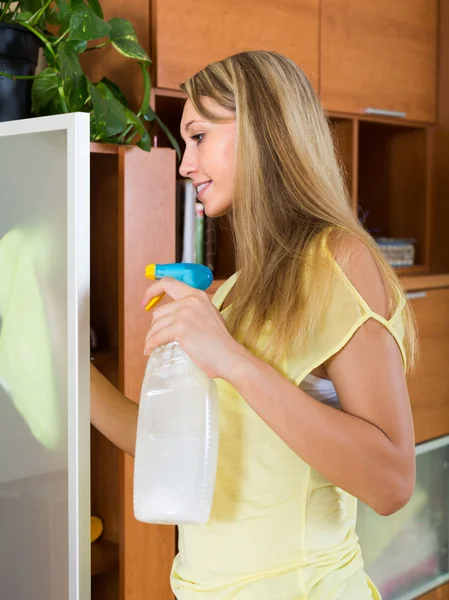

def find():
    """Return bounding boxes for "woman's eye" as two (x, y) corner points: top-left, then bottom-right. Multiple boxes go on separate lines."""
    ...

(191, 133), (204, 144)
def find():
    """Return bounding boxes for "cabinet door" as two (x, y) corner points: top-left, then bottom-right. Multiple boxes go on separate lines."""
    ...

(406, 288), (449, 444)
(155, 0), (319, 90)
(321, 0), (438, 123)
(0, 114), (91, 599)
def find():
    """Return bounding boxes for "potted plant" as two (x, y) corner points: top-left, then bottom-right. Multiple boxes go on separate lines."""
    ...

(0, 0), (179, 154)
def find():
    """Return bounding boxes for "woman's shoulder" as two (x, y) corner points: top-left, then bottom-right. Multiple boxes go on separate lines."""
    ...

(288, 227), (409, 383)
(323, 229), (391, 320)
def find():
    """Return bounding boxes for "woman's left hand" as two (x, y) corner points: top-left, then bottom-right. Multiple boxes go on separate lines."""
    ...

(142, 278), (247, 379)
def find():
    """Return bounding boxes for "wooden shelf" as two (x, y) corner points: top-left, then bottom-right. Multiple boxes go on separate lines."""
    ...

(91, 539), (119, 577)
(327, 110), (430, 128)
(400, 273), (449, 292)
(90, 142), (120, 155)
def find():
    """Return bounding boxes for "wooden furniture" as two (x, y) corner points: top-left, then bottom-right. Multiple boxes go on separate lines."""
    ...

(320, 0), (438, 123)
(431, 0), (449, 273)
(406, 286), (449, 444)
(153, 0), (320, 91)
(89, 144), (177, 600)
(82, 0), (448, 598)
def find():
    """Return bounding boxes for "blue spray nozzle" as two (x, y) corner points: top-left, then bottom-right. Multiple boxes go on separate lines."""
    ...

(152, 263), (213, 290)
(144, 263), (213, 310)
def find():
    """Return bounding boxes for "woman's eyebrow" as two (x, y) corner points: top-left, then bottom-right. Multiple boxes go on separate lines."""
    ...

(184, 119), (205, 132)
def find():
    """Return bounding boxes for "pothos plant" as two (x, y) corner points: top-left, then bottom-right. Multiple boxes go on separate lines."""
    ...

(0, 0), (180, 155)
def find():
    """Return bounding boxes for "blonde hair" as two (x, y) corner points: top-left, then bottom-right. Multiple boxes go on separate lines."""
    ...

(180, 51), (418, 371)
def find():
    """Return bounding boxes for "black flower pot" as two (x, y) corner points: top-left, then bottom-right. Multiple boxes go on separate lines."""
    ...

(0, 23), (40, 123)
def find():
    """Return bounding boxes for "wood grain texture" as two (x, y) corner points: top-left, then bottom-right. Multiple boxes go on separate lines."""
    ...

(154, 0), (319, 90)
(400, 274), (449, 293)
(118, 146), (177, 600)
(90, 152), (121, 600)
(321, 0), (438, 123)
(430, 0), (449, 273)
(407, 288), (449, 444)
(91, 539), (120, 577)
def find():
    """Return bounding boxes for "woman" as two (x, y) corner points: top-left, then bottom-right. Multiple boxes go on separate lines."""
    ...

(91, 51), (417, 599)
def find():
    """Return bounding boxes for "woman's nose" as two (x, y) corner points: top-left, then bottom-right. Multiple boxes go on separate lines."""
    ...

(179, 149), (198, 178)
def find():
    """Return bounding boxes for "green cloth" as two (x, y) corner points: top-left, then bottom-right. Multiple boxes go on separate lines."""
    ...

(0, 228), (61, 450)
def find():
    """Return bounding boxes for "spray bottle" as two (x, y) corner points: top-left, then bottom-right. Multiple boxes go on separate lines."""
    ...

(133, 263), (220, 525)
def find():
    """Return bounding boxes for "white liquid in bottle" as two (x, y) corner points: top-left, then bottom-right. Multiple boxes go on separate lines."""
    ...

(134, 342), (219, 525)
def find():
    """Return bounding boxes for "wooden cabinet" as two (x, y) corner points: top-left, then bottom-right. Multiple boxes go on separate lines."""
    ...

(153, 0), (319, 90)
(90, 145), (177, 600)
(406, 287), (449, 444)
(321, 0), (438, 123)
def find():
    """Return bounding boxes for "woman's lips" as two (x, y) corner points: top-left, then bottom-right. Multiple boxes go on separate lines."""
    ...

(196, 181), (212, 200)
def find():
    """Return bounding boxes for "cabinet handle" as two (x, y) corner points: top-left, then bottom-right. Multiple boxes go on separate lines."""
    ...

(405, 291), (427, 300)
(364, 107), (406, 118)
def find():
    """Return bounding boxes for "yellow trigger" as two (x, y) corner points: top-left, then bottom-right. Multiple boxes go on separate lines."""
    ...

(145, 295), (164, 311)
(144, 263), (164, 311)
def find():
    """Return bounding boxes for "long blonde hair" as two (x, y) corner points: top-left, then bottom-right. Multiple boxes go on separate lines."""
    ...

(181, 51), (418, 371)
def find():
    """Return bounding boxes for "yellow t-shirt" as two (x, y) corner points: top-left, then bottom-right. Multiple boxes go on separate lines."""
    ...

(171, 232), (407, 600)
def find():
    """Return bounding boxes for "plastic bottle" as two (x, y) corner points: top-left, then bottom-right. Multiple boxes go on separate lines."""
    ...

(133, 263), (220, 525)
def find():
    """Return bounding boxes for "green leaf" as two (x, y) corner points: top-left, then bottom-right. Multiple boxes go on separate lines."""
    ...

(16, 11), (33, 22)
(99, 77), (128, 107)
(54, 0), (70, 30)
(31, 68), (65, 116)
(86, 0), (103, 20)
(137, 131), (151, 152)
(44, 44), (56, 68)
(89, 110), (98, 141)
(45, 6), (61, 25)
(88, 80), (128, 140)
(109, 18), (150, 64)
(124, 108), (144, 132)
(123, 108), (151, 151)
(58, 42), (88, 111)
(68, 0), (111, 42)
(67, 39), (88, 53)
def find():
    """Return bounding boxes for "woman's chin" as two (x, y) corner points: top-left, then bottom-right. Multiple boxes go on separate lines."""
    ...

(203, 199), (232, 219)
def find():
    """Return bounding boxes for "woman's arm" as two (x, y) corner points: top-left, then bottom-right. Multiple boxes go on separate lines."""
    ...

(227, 239), (415, 516)
(90, 363), (138, 457)
(227, 325), (414, 516)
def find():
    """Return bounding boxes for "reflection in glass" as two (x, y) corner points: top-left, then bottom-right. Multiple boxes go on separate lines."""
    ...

(357, 437), (449, 600)
(0, 129), (69, 599)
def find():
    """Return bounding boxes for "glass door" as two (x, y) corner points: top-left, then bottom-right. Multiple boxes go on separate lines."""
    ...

(0, 113), (90, 600)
